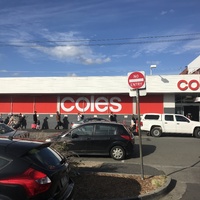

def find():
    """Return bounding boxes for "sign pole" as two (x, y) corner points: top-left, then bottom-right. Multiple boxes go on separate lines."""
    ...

(127, 71), (145, 180)
(136, 89), (144, 180)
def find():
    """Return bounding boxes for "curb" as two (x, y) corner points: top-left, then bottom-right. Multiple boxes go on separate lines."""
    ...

(135, 176), (171, 200)
(110, 175), (171, 200)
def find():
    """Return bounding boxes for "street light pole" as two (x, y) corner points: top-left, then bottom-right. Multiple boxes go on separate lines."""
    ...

(150, 65), (157, 75)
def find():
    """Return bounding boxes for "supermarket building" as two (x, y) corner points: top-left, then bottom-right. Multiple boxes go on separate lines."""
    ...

(1, 55), (200, 128)
(0, 73), (200, 128)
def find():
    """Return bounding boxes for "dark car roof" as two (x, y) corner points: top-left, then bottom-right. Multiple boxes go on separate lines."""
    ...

(69, 121), (124, 131)
(83, 117), (109, 122)
(77, 121), (122, 126)
(0, 139), (51, 157)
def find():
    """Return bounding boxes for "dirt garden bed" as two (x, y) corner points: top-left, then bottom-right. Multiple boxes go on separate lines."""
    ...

(72, 172), (167, 200)
(71, 161), (167, 200)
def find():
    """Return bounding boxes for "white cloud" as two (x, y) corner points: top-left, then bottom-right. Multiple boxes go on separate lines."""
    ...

(12, 72), (20, 77)
(132, 41), (171, 58)
(146, 60), (161, 65)
(34, 44), (111, 65)
(160, 9), (174, 15)
(8, 30), (111, 65)
(183, 40), (200, 51)
(161, 11), (167, 15)
(66, 73), (77, 77)
(131, 30), (200, 58)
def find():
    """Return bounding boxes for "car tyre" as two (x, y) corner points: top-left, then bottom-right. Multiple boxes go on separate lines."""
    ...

(151, 127), (162, 137)
(194, 128), (200, 138)
(110, 146), (125, 160)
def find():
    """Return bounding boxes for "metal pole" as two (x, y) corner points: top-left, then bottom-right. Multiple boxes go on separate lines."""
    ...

(136, 89), (144, 180)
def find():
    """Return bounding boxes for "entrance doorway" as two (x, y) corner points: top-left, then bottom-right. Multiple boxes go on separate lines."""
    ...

(184, 106), (199, 121)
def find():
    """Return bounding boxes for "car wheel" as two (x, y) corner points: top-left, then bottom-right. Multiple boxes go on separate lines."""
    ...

(194, 128), (200, 138)
(151, 127), (162, 137)
(110, 146), (125, 160)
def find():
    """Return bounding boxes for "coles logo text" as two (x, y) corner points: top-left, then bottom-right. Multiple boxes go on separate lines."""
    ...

(61, 96), (122, 113)
(177, 79), (200, 91)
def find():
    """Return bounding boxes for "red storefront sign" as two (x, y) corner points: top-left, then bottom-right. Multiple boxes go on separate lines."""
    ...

(0, 94), (163, 114)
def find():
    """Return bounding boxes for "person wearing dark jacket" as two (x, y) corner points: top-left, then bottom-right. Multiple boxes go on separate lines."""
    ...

(55, 111), (61, 129)
(110, 112), (117, 122)
(42, 117), (49, 129)
(63, 115), (69, 129)
(33, 111), (37, 124)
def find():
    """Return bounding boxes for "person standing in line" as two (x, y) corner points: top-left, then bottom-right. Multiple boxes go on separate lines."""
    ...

(42, 117), (49, 129)
(113, 113), (117, 122)
(21, 115), (27, 129)
(33, 111), (37, 124)
(55, 111), (61, 129)
(109, 112), (117, 122)
(0, 114), (3, 123)
(77, 113), (82, 122)
(7, 114), (14, 126)
(130, 114), (136, 132)
(36, 118), (40, 129)
(63, 115), (69, 129)
(4, 116), (9, 124)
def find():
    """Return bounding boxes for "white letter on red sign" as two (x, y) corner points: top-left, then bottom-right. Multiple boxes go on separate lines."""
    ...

(95, 97), (108, 112)
(76, 97), (90, 112)
(109, 97), (122, 112)
(61, 97), (75, 112)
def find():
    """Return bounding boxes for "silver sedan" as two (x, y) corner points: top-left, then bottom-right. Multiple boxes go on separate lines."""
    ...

(0, 123), (29, 139)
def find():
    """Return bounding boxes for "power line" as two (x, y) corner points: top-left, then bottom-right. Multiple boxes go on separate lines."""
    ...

(1, 32), (200, 43)
(0, 37), (200, 47)
(0, 33), (200, 47)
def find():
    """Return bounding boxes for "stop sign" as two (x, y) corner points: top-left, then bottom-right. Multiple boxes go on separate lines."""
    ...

(128, 71), (146, 89)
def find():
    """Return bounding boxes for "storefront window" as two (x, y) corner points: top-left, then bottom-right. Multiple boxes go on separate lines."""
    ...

(175, 94), (200, 121)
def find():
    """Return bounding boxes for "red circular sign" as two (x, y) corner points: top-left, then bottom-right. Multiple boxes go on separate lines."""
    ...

(128, 72), (145, 89)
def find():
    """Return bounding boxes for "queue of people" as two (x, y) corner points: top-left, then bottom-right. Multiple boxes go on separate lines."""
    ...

(0, 111), (70, 130)
(2, 113), (27, 129)
(1, 111), (135, 131)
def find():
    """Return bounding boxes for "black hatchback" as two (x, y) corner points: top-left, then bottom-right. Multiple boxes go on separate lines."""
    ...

(0, 139), (74, 200)
(47, 122), (135, 160)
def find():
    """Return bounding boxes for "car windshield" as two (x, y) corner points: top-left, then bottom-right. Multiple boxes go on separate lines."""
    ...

(0, 124), (14, 134)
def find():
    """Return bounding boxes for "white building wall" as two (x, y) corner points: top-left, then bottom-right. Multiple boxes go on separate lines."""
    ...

(0, 74), (200, 94)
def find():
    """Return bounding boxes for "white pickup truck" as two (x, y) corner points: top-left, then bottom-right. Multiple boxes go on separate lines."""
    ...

(140, 113), (200, 138)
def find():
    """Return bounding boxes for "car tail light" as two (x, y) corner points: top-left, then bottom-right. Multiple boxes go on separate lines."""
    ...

(120, 134), (132, 141)
(0, 168), (51, 197)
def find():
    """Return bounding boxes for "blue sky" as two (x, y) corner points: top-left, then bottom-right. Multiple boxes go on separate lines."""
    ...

(0, 0), (200, 77)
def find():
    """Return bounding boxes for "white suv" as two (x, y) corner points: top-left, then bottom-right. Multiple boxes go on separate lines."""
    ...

(141, 113), (200, 138)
